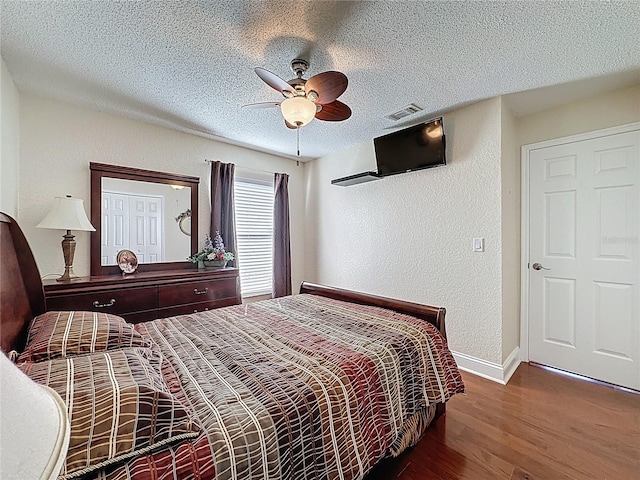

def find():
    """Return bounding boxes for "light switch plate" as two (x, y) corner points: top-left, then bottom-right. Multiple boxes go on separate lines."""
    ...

(473, 237), (485, 252)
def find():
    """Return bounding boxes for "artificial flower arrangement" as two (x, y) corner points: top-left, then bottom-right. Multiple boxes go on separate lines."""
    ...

(188, 232), (235, 264)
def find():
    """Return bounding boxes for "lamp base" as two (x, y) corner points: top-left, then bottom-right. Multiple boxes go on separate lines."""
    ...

(56, 268), (80, 282)
(56, 230), (80, 282)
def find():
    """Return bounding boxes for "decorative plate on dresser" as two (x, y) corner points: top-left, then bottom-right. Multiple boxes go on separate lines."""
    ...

(116, 249), (138, 274)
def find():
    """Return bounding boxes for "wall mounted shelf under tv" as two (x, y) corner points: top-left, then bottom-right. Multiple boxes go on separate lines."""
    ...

(331, 171), (382, 186)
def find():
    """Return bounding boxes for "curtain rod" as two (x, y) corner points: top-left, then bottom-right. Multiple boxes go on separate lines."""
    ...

(204, 159), (276, 176)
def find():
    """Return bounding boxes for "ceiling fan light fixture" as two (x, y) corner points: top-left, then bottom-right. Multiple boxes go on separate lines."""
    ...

(281, 96), (316, 127)
(250, 59), (350, 132)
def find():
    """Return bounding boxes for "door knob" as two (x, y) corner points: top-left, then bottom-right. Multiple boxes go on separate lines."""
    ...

(532, 262), (550, 271)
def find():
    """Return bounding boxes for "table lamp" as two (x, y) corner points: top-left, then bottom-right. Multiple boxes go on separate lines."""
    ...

(36, 195), (95, 282)
(0, 353), (70, 479)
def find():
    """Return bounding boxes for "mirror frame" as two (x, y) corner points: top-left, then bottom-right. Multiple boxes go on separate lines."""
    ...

(90, 162), (199, 276)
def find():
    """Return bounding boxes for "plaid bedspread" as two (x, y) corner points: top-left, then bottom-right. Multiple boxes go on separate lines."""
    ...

(99, 294), (464, 480)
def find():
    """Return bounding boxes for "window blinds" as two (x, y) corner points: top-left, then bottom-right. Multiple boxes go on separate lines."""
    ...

(234, 177), (274, 297)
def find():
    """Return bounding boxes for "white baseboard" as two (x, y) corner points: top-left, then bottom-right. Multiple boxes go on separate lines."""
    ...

(502, 346), (521, 384)
(452, 346), (521, 385)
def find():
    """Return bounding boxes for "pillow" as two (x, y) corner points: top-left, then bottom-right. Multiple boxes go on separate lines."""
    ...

(18, 311), (151, 363)
(20, 348), (200, 480)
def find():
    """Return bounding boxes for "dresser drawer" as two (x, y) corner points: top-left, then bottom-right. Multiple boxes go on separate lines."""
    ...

(43, 268), (241, 324)
(46, 286), (158, 316)
(158, 278), (237, 308)
(158, 298), (240, 318)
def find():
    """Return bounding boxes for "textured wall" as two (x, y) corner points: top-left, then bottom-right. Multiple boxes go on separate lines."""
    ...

(1, 57), (20, 217)
(304, 86), (640, 366)
(500, 99), (520, 361)
(18, 93), (305, 289)
(305, 98), (505, 364)
(517, 84), (640, 147)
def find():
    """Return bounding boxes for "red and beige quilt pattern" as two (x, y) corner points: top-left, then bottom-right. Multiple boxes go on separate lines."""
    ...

(101, 294), (464, 480)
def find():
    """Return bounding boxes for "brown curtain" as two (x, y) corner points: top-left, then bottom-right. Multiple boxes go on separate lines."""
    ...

(210, 161), (237, 267)
(273, 172), (291, 298)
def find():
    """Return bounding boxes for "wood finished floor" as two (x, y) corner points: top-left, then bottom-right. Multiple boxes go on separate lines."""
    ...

(366, 363), (640, 480)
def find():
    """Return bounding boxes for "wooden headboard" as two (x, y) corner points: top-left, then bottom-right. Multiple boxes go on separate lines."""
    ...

(0, 212), (46, 353)
(299, 281), (447, 340)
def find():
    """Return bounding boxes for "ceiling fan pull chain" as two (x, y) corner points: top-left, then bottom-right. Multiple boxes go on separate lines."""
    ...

(297, 126), (300, 157)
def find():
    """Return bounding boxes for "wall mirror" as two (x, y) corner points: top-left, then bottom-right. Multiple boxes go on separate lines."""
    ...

(90, 163), (199, 276)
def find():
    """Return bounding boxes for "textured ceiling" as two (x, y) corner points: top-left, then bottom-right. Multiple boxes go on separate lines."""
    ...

(1, 1), (639, 160)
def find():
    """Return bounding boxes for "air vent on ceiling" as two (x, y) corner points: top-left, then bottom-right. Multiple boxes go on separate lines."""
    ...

(385, 103), (423, 121)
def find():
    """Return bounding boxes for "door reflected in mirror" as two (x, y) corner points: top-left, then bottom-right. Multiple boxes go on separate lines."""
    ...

(101, 178), (191, 266)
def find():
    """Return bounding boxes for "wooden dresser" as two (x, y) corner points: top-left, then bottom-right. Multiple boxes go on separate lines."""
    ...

(43, 268), (241, 324)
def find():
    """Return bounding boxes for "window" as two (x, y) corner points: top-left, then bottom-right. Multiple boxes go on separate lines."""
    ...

(234, 177), (274, 297)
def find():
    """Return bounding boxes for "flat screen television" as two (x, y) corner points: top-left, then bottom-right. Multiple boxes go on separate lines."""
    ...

(373, 118), (446, 176)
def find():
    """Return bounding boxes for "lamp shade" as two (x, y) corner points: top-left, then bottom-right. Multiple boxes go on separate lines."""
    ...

(36, 196), (95, 231)
(280, 97), (316, 127)
(0, 353), (70, 480)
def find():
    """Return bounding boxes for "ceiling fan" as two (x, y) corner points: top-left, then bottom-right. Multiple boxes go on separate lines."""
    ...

(243, 59), (352, 132)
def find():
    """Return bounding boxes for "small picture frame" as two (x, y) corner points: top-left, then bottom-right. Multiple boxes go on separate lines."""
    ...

(117, 249), (138, 275)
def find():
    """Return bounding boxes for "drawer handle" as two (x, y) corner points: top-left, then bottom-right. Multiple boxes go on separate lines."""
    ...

(93, 298), (116, 308)
(194, 288), (209, 295)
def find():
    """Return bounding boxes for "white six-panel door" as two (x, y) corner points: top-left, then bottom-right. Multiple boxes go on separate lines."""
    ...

(129, 195), (163, 263)
(101, 192), (164, 265)
(101, 192), (129, 265)
(527, 127), (639, 390)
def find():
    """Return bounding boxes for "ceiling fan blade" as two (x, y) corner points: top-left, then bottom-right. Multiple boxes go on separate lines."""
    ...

(255, 67), (295, 95)
(305, 71), (348, 104)
(285, 120), (297, 129)
(241, 101), (281, 109)
(315, 100), (352, 121)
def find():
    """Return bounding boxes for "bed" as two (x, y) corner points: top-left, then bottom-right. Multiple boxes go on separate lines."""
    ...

(1, 212), (464, 480)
